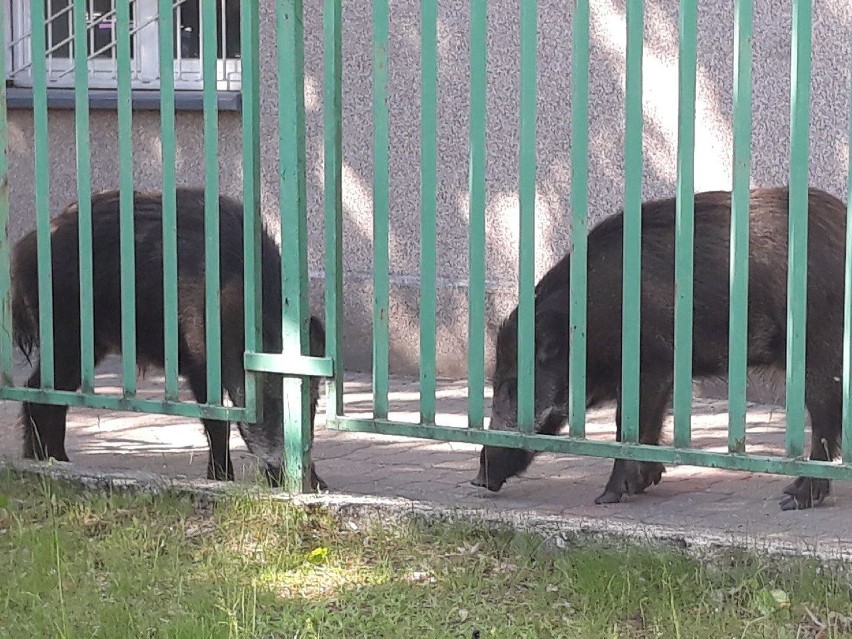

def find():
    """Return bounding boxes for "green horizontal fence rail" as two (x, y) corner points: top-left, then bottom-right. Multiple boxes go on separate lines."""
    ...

(323, 0), (852, 488)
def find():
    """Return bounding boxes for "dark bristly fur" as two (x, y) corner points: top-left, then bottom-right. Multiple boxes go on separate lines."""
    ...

(11, 188), (328, 491)
(472, 187), (847, 511)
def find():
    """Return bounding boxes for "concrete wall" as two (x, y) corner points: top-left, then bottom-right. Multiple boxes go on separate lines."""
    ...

(6, 0), (852, 387)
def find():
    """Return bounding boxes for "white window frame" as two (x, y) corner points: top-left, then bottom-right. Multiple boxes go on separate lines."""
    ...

(7, 0), (241, 92)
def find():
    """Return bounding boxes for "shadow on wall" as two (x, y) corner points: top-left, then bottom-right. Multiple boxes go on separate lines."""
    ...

(294, 0), (850, 382)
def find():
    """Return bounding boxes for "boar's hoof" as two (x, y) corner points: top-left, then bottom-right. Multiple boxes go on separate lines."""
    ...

(207, 460), (235, 482)
(310, 465), (329, 492)
(264, 464), (329, 492)
(594, 488), (624, 504)
(779, 476), (831, 511)
(595, 460), (666, 505)
(470, 468), (505, 492)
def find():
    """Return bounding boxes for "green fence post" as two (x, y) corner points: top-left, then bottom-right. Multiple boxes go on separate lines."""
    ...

(727, 0), (753, 454)
(517, 0), (537, 434)
(279, 0), (312, 493)
(569, 0), (589, 439)
(468, 0), (487, 430)
(673, 0), (697, 449)
(242, 0), (262, 424)
(785, 0), (812, 459)
(324, 0), (344, 420)
(372, 0), (390, 420)
(0, 0), (9, 386)
(420, 0), (438, 426)
(73, 0), (94, 395)
(843, 43), (852, 463)
(31, 0), (55, 390)
(620, 0), (643, 444)
(160, 0), (180, 403)
(202, 0), (222, 406)
(116, 0), (136, 397)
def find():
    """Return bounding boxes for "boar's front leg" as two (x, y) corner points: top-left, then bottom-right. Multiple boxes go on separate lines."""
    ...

(780, 386), (840, 510)
(595, 370), (671, 504)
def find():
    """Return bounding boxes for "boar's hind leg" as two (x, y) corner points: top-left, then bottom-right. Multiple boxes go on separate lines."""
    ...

(21, 355), (82, 463)
(308, 376), (328, 491)
(21, 367), (71, 462)
(595, 371), (671, 505)
(183, 362), (235, 482)
(201, 420), (235, 482)
(780, 382), (841, 511)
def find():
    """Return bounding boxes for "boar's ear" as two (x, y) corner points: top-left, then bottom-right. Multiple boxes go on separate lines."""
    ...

(534, 309), (569, 365)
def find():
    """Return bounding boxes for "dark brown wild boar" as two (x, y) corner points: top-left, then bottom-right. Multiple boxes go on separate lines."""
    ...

(472, 187), (846, 511)
(11, 188), (327, 490)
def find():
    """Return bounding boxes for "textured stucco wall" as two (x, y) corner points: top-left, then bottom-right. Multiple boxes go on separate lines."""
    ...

(311, 0), (851, 381)
(6, 0), (852, 385)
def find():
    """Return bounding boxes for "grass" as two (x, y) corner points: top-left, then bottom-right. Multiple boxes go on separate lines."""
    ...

(0, 471), (850, 638)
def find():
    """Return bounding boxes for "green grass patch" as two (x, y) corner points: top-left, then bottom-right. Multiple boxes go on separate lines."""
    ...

(0, 470), (850, 638)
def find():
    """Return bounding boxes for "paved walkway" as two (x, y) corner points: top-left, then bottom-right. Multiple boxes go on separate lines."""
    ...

(2, 355), (851, 559)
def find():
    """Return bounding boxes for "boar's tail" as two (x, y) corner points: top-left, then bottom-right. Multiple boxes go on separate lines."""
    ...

(10, 237), (40, 365)
(11, 283), (38, 365)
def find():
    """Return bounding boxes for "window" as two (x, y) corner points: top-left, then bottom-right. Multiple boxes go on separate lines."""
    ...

(7, 0), (241, 92)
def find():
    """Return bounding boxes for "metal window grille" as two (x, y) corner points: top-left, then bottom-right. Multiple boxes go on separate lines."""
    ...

(6, 0), (241, 91)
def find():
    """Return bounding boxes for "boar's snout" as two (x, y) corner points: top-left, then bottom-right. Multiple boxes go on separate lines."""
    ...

(470, 444), (534, 493)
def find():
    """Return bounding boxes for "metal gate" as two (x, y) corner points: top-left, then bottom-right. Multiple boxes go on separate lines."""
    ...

(320, 0), (852, 488)
(0, 0), (331, 492)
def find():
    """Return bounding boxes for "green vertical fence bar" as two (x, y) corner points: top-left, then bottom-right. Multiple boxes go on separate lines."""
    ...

(116, 0), (136, 396)
(278, 0), (312, 492)
(467, 0), (487, 430)
(372, 0), (390, 419)
(672, 0), (697, 448)
(0, 0), (9, 385)
(420, 0), (437, 425)
(517, 0), (537, 434)
(785, 0), (811, 459)
(242, 0), (262, 422)
(324, 0), (344, 417)
(568, 0), (589, 438)
(202, 0), (222, 404)
(727, 0), (753, 454)
(31, 0), (54, 389)
(620, 0), (643, 445)
(160, 0), (179, 402)
(73, 0), (94, 394)
(843, 47), (852, 463)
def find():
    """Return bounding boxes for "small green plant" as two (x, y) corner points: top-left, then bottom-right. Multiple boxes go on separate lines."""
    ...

(0, 469), (850, 638)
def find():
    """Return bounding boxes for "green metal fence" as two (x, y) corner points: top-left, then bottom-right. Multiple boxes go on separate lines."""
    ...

(322, 0), (852, 487)
(0, 0), (258, 423)
(0, 0), (330, 493)
(2, 0), (852, 494)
